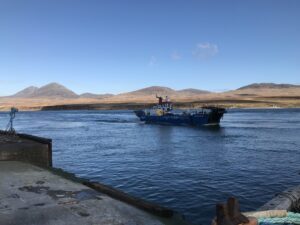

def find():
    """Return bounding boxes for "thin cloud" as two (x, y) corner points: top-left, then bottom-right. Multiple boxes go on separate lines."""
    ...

(193, 42), (219, 59)
(148, 56), (157, 66)
(170, 51), (181, 60)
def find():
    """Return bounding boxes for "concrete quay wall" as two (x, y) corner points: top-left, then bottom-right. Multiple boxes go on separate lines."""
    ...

(0, 131), (52, 167)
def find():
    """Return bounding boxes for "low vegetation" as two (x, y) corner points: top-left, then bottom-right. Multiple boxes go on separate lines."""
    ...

(0, 83), (299, 111)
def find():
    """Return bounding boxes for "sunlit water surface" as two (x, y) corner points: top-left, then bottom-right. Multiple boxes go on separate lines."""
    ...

(0, 109), (299, 225)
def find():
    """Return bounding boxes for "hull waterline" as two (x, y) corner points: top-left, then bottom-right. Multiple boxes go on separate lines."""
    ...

(134, 108), (226, 127)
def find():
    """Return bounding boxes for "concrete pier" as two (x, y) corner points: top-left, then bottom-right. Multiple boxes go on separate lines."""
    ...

(0, 132), (188, 225)
(0, 161), (187, 225)
(0, 132), (52, 167)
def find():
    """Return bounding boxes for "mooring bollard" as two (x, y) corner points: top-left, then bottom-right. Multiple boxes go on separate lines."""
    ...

(212, 197), (258, 225)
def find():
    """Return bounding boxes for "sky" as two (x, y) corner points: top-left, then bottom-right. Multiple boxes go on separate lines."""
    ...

(0, 0), (299, 95)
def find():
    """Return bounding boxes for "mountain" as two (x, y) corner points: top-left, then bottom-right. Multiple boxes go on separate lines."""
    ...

(12, 86), (39, 98)
(104, 86), (213, 103)
(80, 93), (114, 99)
(178, 88), (211, 94)
(12, 83), (78, 98)
(237, 83), (300, 90)
(11, 83), (115, 99)
(34, 83), (78, 98)
(9, 82), (300, 102)
(228, 83), (300, 97)
(120, 86), (210, 96)
(2, 82), (300, 110)
(127, 86), (177, 95)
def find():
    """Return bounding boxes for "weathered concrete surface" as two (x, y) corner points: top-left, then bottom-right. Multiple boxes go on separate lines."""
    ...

(0, 161), (186, 225)
(0, 132), (52, 167)
(259, 185), (300, 212)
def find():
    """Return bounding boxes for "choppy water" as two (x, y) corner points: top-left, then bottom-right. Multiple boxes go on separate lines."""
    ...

(0, 109), (299, 225)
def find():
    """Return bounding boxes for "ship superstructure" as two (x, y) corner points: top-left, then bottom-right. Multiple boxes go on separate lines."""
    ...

(134, 96), (226, 126)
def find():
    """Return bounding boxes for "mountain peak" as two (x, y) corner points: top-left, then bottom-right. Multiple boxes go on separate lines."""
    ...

(36, 82), (78, 98)
(42, 82), (63, 87)
(12, 82), (78, 98)
(237, 83), (300, 90)
(130, 86), (176, 95)
(13, 86), (39, 98)
(178, 88), (211, 94)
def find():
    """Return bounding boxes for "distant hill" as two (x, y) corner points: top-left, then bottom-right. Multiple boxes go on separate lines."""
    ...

(228, 83), (300, 97)
(13, 86), (39, 98)
(119, 86), (210, 96)
(1, 82), (300, 110)
(103, 86), (212, 103)
(178, 88), (211, 94)
(127, 86), (176, 95)
(7, 82), (300, 104)
(80, 93), (114, 99)
(13, 83), (78, 98)
(34, 83), (78, 98)
(11, 82), (114, 99)
(238, 83), (300, 90)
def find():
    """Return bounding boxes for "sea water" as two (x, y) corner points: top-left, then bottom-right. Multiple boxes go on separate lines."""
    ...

(0, 108), (299, 225)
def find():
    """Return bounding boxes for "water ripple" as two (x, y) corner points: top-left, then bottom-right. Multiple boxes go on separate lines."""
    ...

(0, 109), (299, 225)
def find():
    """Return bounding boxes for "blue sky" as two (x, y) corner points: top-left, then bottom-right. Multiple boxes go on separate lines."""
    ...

(0, 0), (299, 95)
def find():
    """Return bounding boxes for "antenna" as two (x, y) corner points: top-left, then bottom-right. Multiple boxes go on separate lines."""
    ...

(6, 107), (18, 134)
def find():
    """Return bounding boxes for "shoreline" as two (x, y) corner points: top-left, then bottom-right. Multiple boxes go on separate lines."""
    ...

(1, 106), (300, 112)
(1, 96), (300, 111)
(1, 102), (299, 112)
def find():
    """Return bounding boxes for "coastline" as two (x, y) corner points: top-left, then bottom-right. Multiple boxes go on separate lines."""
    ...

(1, 94), (300, 111)
(1, 99), (300, 111)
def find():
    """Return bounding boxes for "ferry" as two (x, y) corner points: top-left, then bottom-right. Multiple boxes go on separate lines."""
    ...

(134, 95), (226, 126)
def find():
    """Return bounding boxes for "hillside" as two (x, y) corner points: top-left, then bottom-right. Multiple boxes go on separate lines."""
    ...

(229, 83), (300, 97)
(237, 83), (300, 90)
(1, 82), (299, 110)
(12, 86), (39, 98)
(80, 93), (114, 99)
(178, 88), (211, 94)
(11, 83), (114, 100)
(13, 83), (78, 98)
(126, 86), (176, 96)
(103, 86), (212, 103)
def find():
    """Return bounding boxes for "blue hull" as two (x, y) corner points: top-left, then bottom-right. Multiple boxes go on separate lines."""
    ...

(134, 109), (225, 127)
